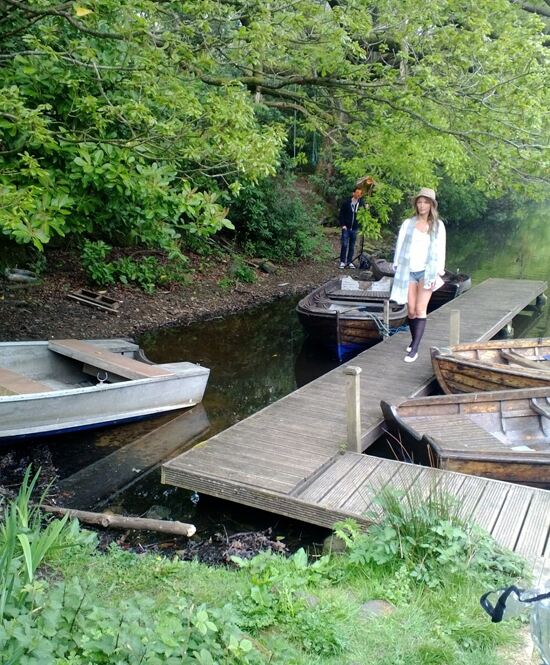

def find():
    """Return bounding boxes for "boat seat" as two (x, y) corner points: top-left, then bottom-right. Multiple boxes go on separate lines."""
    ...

(48, 339), (174, 381)
(0, 367), (53, 396)
(409, 415), (506, 453)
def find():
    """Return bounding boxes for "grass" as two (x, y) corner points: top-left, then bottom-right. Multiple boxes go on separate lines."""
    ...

(0, 473), (531, 665)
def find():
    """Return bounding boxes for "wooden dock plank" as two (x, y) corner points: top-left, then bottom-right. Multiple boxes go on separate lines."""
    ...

(515, 492), (550, 558)
(314, 457), (390, 510)
(341, 459), (423, 517)
(490, 484), (535, 551)
(295, 454), (367, 504)
(468, 482), (511, 534)
(162, 278), (549, 573)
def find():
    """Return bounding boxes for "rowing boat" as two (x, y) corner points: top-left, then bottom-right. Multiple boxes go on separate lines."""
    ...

(431, 338), (550, 394)
(381, 387), (550, 486)
(296, 277), (407, 360)
(0, 339), (209, 441)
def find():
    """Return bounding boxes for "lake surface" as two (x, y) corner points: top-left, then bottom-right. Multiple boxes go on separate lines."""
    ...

(445, 201), (550, 336)
(5, 202), (549, 545)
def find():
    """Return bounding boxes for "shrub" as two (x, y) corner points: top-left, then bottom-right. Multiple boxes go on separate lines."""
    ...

(334, 488), (525, 589)
(80, 240), (189, 293)
(229, 175), (329, 262)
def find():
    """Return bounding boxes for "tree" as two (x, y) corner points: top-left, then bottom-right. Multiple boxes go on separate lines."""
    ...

(0, 0), (548, 250)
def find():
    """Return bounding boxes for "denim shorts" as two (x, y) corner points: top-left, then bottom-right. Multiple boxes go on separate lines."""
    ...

(409, 270), (425, 283)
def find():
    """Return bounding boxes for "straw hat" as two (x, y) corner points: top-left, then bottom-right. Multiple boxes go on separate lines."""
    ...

(413, 187), (437, 204)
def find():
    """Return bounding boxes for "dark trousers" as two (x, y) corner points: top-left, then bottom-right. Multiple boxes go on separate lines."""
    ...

(340, 228), (357, 264)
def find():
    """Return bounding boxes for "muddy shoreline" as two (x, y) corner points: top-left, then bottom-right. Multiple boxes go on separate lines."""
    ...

(0, 234), (358, 342)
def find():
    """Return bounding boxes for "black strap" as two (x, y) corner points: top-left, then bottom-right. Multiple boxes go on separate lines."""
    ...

(480, 585), (550, 623)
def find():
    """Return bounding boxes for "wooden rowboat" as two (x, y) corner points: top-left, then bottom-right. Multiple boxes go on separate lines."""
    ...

(369, 256), (471, 310)
(431, 338), (550, 394)
(296, 277), (407, 360)
(0, 339), (209, 441)
(380, 387), (550, 486)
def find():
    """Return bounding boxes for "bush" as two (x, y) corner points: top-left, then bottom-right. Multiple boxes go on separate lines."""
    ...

(229, 175), (329, 262)
(81, 240), (189, 293)
(334, 488), (526, 589)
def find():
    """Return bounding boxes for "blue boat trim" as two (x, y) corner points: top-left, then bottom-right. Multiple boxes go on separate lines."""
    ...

(0, 412), (168, 444)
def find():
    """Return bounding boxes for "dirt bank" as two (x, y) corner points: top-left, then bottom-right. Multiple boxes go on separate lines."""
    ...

(0, 232), (374, 341)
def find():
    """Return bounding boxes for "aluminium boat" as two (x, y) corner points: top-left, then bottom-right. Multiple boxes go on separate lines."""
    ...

(0, 338), (209, 441)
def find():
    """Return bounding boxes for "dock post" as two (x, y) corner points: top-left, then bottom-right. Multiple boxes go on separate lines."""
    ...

(383, 300), (390, 339)
(449, 309), (460, 346)
(344, 366), (362, 453)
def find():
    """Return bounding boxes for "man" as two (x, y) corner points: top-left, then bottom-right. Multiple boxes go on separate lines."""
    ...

(338, 187), (364, 269)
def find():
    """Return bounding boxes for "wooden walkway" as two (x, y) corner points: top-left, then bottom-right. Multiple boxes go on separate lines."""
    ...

(162, 278), (549, 569)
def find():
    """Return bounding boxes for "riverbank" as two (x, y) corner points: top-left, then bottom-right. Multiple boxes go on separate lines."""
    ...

(0, 231), (379, 341)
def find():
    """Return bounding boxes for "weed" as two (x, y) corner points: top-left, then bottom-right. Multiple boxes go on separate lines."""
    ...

(334, 487), (525, 588)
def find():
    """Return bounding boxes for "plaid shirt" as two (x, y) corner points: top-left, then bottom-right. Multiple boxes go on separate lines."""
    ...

(390, 218), (445, 304)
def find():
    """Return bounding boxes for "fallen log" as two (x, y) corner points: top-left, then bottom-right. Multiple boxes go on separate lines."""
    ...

(41, 504), (196, 537)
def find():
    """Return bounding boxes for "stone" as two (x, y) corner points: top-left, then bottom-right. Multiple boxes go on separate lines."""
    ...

(359, 599), (396, 620)
(259, 260), (277, 274)
(322, 534), (347, 555)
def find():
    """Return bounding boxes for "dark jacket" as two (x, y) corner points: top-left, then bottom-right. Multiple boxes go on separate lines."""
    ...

(339, 197), (364, 232)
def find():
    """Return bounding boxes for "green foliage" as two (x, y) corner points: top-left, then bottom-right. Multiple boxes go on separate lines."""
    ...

(334, 489), (525, 589)
(217, 276), (235, 291)
(1, 575), (264, 664)
(1, 0), (547, 258)
(357, 206), (381, 241)
(81, 240), (188, 292)
(80, 240), (115, 286)
(437, 181), (489, 227)
(231, 548), (348, 657)
(0, 469), (96, 622)
(0, 470), (526, 665)
(230, 175), (329, 262)
(230, 258), (257, 284)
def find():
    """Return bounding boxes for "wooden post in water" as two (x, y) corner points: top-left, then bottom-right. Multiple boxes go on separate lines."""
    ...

(344, 366), (362, 453)
(383, 300), (390, 339)
(449, 309), (460, 346)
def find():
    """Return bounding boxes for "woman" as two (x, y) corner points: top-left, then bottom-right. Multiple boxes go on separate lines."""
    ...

(390, 187), (446, 363)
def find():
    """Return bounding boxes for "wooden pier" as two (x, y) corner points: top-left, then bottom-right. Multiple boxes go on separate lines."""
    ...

(162, 278), (549, 571)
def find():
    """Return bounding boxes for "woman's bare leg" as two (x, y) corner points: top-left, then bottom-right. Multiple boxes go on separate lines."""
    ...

(415, 280), (433, 318)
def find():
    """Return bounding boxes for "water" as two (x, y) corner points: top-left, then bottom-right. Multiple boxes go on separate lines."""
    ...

(445, 201), (550, 336)
(3, 202), (548, 545)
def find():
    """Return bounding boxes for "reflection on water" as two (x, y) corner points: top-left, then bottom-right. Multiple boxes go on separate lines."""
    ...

(111, 297), (341, 541)
(446, 201), (550, 335)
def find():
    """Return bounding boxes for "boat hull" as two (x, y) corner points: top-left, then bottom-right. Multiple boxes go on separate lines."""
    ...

(431, 338), (550, 394)
(0, 340), (209, 441)
(296, 279), (407, 359)
(381, 387), (550, 487)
